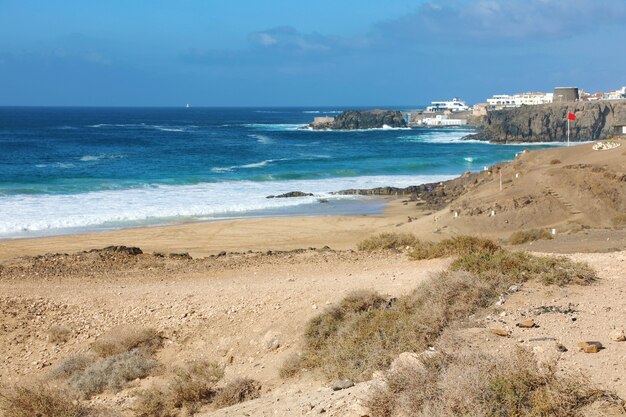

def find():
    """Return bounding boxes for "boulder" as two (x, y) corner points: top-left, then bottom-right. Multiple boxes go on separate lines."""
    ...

(609, 330), (626, 342)
(266, 191), (314, 199)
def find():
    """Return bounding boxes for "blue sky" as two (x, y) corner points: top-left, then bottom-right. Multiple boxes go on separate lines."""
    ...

(1, 0), (625, 106)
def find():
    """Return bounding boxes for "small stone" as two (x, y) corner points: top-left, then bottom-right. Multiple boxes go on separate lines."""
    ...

(609, 330), (626, 342)
(491, 328), (510, 337)
(578, 341), (603, 353)
(331, 379), (355, 391)
(517, 319), (537, 328)
(556, 343), (568, 352)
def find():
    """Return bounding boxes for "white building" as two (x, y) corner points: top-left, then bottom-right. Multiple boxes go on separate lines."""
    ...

(606, 87), (626, 100)
(486, 92), (553, 108)
(425, 98), (469, 113)
(416, 114), (467, 127)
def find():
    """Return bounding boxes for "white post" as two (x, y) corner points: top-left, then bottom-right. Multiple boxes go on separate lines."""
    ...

(567, 118), (570, 147)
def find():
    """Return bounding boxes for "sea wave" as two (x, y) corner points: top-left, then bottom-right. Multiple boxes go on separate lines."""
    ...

(249, 134), (273, 144)
(79, 154), (126, 162)
(88, 123), (194, 132)
(210, 158), (288, 173)
(245, 123), (306, 131)
(0, 174), (456, 238)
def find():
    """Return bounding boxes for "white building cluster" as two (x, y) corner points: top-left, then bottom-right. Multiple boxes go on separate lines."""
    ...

(485, 92), (553, 109)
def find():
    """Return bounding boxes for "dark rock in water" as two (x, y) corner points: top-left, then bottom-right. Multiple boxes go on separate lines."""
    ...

(267, 191), (314, 199)
(101, 246), (143, 255)
(309, 109), (407, 130)
(468, 101), (626, 143)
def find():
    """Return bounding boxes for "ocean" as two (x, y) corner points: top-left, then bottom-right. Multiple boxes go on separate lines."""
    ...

(0, 107), (559, 238)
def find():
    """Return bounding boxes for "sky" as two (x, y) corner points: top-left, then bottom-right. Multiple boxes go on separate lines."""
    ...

(1, 0), (625, 107)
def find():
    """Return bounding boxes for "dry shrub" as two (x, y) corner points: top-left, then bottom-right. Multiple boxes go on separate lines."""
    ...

(409, 236), (500, 260)
(550, 158), (562, 164)
(0, 383), (90, 417)
(303, 271), (495, 381)
(451, 249), (597, 287)
(509, 229), (553, 245)
(612, 214), (626, 228)
(367, 348), (622, 417)
(91, 326), (162, 358)
(134, 386), (175, 417)
(69, 350), (156, 398)
(47, 325), (72, 344)
(213, 378), (261, 409)
(357, 233), (418, 252)
(169, 360), (224, 410)
(49, 353), (96, 380)
(279, 353), (303, 379)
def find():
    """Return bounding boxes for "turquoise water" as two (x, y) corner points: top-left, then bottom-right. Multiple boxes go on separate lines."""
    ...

(0, 107), (560, 237)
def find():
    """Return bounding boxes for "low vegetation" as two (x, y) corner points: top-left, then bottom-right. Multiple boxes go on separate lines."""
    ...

(357, 232), (418, 252)
(409, 235), (500, 260)
(213, 378), (261, 408)
(451, 249), (597, 287)
(47, 325), (72, 344)
(366, 348), (622, 417)
(0, 383), (91, 417)
(91, 326), (162, 357)
(550, 158), (562, 164)
(69, 350), (156, 398)
(509, 228), (553, 245)
(279, 353), (303, 379)
(295, 236), (597, 381)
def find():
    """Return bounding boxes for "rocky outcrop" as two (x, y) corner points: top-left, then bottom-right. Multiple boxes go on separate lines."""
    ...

(308, 110), (407, 130)
(266, 191), (314, 199)
(469, 100), (626, 143)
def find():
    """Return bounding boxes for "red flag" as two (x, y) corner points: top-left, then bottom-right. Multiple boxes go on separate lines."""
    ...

(567, 112), (576, 121)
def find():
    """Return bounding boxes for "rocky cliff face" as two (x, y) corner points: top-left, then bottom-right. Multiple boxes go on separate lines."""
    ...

(309, 110), (407, 130)
(469, 101), (626, 143)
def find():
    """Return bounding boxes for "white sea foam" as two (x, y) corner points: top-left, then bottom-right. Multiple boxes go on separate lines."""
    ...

(79, 154), (125, 162)
(211, 159), (287, 172)
(249, 134), (273, 144)
(303, 110), (321, 114)
(88, 123), (193, 132)
(464, 157), (474, 162)
(0, 174), (455, 238)
(35, 163), (76, 169)
(245, 123), (306, 131)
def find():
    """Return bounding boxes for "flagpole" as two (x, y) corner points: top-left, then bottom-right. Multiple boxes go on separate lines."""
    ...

(567, 117), (570, 147)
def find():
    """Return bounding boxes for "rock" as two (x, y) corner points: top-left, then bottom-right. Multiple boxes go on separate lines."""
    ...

(578, 341), (603, 353)
(169, 252), (192, 259)
(267, 191), (314, 199)
(309, 110), (407, 130)
(389, 350), (439, 375)
(262, 331), (281, 351)
(491, 328), (511, 337)
(468, 101), (626, 143)
(102, 245), (143, 255)
(609, 330), (626, 342)
(517, 319), (537, 328)
(508, 285), (520, 293)
(331, 379), (355, 391)
(556, 343), (568, 352)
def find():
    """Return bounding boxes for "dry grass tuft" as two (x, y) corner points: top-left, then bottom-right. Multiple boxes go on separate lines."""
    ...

(509, 229), (553, 245)
(357, 232), (418, 252)
(49, 353), (96, 380)
(279, 353), (303, 379)
(213, 378), (261, 408)
(303, 271), (495, 381)
(169, 360), (224, 410)
(69, 350), (157, 398)
(366, 348), (623, 417)
(134, 386), (175, 417)
(451, 249), (597, 287)
(91, 326), (162, 358)
(550, 158), (562, 164)
(0, 383), (90, 417)
(47, 325), (72, 344)
(409, 236), (500, 260)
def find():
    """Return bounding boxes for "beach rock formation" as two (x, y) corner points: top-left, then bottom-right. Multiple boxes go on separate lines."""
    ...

(266, 191), (314, 199)
(469, 100), (626, 143)
(308, 110), (407, 130)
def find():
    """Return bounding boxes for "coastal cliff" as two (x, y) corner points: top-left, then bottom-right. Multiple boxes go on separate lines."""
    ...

(469, 100), (626, 143)
(308, 110), (407, 130)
